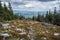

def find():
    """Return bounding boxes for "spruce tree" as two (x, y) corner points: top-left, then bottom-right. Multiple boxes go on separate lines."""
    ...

(45, 11), (49, 22)
(48, 10), (53, 23)
(0, 1), (4, 21)
(3, 3), (10, 20)
(8, 2), (13, 15)
(45, 10), (53, 23)
(32, 16), (37, 21)
(52, 7), (57, 25)
(56, 13), (60, 25)
(8, 2), (14, 20)
(37, 12), (42, 22)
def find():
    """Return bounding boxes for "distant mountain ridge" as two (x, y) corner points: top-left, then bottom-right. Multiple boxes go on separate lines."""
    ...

(13, 10), (46, 18)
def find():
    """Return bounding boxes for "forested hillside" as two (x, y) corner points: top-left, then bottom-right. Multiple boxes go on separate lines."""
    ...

(0, 1), (60, 26)
(0, 1), (17, 21)
(32, 7), (60, 26)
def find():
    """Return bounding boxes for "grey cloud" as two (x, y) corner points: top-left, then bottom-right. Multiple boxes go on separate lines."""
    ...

(1, 0), (10, 2)
(2, 0), (59, 11)
(12, 2), (26, 5)
(38, 0), (55, 2)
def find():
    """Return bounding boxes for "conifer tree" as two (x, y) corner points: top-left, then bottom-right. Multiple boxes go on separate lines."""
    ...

(48, 10), (53, 23)
(0, 1), (4, 21)
(3, 3), (10, 20)
(45, 11), (49, 22)
(0, 1), (18, 21)
(37, 12), (42, 22)
(52, 7), (57, 24)
(8, 2), (14, 20)
(32, 16), (37, 21)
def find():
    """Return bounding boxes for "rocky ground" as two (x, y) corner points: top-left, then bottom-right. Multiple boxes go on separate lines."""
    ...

(0, 20), (60, 40)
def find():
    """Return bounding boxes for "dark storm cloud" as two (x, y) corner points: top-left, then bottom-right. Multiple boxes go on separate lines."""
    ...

(13, 2), (26, 5)
(38, 0), (55, 2)
(2, 0), (58, 11)
(1, 0), (56, 2)
(1, 0), (10, 2)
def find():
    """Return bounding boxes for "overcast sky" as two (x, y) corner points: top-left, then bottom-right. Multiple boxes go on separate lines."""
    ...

(1, 0), (60, 11)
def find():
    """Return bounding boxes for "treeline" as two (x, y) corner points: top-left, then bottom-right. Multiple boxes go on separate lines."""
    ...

(0, 1), (60, 25)
(32, 7), (60, 26)
(45, 7), (60, 25)
(0, 1), (25, 21)
(0, 1), (19, 21)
